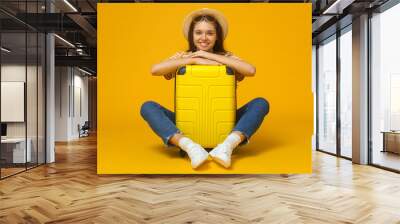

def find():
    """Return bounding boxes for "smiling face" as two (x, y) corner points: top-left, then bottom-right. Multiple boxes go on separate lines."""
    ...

(192, 21), (217, 52)
(187, 15), (225, 53)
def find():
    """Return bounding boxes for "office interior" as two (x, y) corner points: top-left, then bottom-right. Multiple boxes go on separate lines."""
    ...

(0, 0), (400, 222)
(1, 0), (97, 178)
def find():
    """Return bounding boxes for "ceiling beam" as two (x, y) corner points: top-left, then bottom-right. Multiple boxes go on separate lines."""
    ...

(55, 55), (96, 71)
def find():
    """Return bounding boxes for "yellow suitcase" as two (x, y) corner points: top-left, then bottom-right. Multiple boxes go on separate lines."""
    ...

(175, 65), (236, 149)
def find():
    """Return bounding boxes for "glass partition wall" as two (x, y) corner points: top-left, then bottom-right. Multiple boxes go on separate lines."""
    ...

(0, 1), (46, 179)
(316, 26), (353, 159)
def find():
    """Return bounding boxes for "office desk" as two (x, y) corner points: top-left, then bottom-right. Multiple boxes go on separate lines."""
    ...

(1, 138), (31, 163)
(382, 131), (400, 154)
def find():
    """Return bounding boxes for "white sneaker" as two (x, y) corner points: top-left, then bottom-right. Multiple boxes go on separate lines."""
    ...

(186, 144), (209, 169)
(209, 143), (232, 168)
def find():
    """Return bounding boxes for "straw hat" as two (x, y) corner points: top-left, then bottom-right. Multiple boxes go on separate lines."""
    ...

(182, 8), (228, 40)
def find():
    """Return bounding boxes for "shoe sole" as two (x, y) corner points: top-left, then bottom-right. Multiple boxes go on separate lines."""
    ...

(210, 154), (230, 168)
(192, 155), (209, 169)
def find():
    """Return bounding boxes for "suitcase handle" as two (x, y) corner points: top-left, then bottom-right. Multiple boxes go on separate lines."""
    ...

(176, 66), (234, 75)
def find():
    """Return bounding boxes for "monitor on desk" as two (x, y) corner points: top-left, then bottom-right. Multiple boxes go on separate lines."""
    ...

(1, 123), (7, 138)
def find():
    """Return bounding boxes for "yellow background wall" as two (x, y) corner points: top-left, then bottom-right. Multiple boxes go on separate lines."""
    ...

(98, 3), (313, 174)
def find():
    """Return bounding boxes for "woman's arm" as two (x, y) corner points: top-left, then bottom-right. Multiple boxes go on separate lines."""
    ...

(151, 57), (194, 76)
(189, 50), (256, 77)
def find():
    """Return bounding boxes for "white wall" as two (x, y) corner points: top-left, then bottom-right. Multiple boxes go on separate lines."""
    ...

(55, 66), (70, 141)
(1, 82), (25, 122)
(55, 67), (89, 141)
(73, 72), (89, 138)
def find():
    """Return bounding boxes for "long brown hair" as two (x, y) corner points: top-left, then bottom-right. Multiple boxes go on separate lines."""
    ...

(187, 15), (226, 54)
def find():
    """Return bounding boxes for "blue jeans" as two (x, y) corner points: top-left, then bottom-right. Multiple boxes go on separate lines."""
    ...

(140, 97), (269, 146)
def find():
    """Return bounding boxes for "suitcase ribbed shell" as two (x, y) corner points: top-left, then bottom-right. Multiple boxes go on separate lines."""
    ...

(175, 65), (236, 148)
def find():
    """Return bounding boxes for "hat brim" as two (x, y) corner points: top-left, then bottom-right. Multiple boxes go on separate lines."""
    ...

(182, 8), (228, 41)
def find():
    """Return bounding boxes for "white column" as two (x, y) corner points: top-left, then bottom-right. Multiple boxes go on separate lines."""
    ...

(46, 33), (55, 163)
(352, 14), (369, 164)
(45, 1), (55, 163)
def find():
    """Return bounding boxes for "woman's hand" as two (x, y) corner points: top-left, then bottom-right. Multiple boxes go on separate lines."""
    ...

(186, 51), (221, 65)
(159, 57), (220, 80)
(192, 57), (222, 65)
(151, 50), (255, 78)
(188, 50), (213, 60)
(191, 51), (256, 77)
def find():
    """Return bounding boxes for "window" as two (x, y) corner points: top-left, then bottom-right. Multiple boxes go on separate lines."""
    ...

(371, 2), (400, 171)
(339, 27), (352, 158)
(317, 35), (337, 154)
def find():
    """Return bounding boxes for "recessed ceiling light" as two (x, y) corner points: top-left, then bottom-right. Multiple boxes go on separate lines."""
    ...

(63, 0), (78, 12)
(322, 0), (355, 15)
(54, 34), (75, 48)
(1, 47), (11, 53)
(77, 67), (93, 76)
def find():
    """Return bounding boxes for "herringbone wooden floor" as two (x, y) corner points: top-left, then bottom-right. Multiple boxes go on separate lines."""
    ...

(1, 134), (400, 224)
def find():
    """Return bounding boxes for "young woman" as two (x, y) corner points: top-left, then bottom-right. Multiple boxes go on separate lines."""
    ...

(141, 8), (269, 169)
